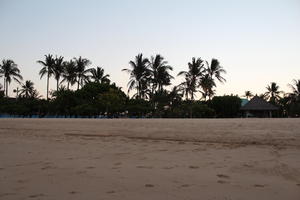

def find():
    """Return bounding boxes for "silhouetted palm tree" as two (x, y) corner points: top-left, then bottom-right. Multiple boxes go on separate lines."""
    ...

(243, 90), (254, 100)
(0, 59), (23, 97)
(90, 67), (110, 84)
(206, 58), (226, 83)
(19, 80), (34, 98)
(37, 54), (55, 100)
(61, 60), (77, 90)
(265, 82), (282, 102)
(122, 54), (150, 99)
(178, 57), (204, 100)
(199, 74), (215, 100)
(74, 56), (91, 90)
(149, 54), (173, 93)
(168, 86), (183, 106)
(288, 79), (300, 102)
(53, 56), (64, 91)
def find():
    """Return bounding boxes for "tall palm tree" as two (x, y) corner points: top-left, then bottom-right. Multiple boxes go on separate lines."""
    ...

(178, 57), (204, 100)
(199, 73), (216, 100)
(122, 54), (150, 99)
(61, 60), (77, 90)
(74, 56), (91, 90)
(90, 67), (110, 84)
(19, 80), (34, 98)
(0, 59), (23, 97)
(265, 82), (282, 102)
(37, 54), (55, 100)
(53, 56), (64, 91)
(206, 58), (226, 83)
(288, 79), (300, 102)
(243, 90), (254, 100)
(149, 54), (173, 93)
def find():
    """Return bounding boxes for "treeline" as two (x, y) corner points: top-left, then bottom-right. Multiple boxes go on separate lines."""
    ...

(0, 54), (299, 118)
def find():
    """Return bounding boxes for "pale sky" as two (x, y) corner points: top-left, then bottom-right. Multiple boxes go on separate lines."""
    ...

(0, 0), (299, 98)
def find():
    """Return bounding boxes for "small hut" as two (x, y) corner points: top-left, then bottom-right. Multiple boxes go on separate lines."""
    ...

(240, 96), (278, 118)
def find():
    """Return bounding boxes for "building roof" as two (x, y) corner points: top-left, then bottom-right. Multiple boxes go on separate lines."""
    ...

(241, 98), (249, 107)
(240, 96), (278, 111)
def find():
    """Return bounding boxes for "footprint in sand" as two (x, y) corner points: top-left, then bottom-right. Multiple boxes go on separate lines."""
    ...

(69, 191), (78, 194)
(189, 165), (199, 169)
(180, 184), (190, 188)
(137, 166), (153, 169)
(145, 184), (154, 187)
(28, 193), (45, 198)
(254, 184), (265, 188)
(86, 166), (95, 169)
(41, 166), (56, 170)
(217, 174), (230, 179)
(106, 190), (116, 194)
(217, 180), (229, 184)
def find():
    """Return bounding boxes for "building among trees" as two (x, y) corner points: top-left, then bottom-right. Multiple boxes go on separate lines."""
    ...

(240, 96), (278, 117)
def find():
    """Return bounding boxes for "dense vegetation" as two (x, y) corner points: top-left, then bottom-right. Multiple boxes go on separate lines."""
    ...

(0, 54), (299, 118)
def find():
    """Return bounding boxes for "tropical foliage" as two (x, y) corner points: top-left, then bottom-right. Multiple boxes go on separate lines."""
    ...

(0, 54), (299, 118)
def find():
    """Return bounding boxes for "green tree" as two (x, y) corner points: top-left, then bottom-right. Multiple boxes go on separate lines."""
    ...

(199, 74), (215, 100)
(0, 59), (23, 97)
(74, 56), (91, 90)
(265, 82), (282, 103)
(53, 56), (64, 91)
(19, 80), (34, 98)
(61, 60), (77, 90)
(204, 58), (226, 99)
(149, 54), (173, 93)
(37, 54), (55, 100)
(122, 54), (150, 99)
(288, 79), (300, 102)
(90, 66), (110, 84)
(243, 90), (254, 100)
(178, 57), (205, 100)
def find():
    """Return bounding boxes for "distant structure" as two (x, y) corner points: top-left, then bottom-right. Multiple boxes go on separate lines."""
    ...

(240, 96), (278, 118)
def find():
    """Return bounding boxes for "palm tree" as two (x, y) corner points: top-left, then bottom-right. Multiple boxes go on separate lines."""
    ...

(37, 54), (55, 100)
(61, 60), (77, 90)
(53, 56), (64, 91)
(199, 73), (216, 100)
(206, 58), (226, 83)
(265, 82), (282, 103)
(19, 80), (34, 98)
(0, 59), (23, 97)
(149, 54), (173, 93)
(178, 57), (205, 100)
(288, 79), (300, 102)
(122, 54), (150, 99)
(168, 86), (183, 106)
(243, 90), (254, 100)
(90, 67), (110, 84)
(74, 56), (91, 90)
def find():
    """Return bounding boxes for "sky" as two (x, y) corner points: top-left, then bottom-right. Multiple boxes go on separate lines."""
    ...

(0, 0), (299, 98)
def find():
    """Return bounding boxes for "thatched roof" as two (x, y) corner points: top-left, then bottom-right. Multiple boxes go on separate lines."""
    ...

(240, 96), (278, 111)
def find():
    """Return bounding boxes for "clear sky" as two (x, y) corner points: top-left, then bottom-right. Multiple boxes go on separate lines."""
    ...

(0, 0), (299, 98)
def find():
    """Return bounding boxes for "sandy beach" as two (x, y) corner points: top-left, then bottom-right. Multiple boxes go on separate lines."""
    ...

(0, 118), (300, 200)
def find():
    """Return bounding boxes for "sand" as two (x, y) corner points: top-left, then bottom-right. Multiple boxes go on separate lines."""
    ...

(0, 118), (299, 200)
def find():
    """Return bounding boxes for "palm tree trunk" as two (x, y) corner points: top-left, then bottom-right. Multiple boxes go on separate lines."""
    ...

(3, 78), (6, 97)
(67, 82), (70, 90)
(77, 79), (80, 90)
(56, 79), (59, 91)
(47, 73), (49, 100)
(6, 80), (8, 97)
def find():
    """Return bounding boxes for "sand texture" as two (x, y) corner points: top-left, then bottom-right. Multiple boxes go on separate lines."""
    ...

(0, 118), (300, 200)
